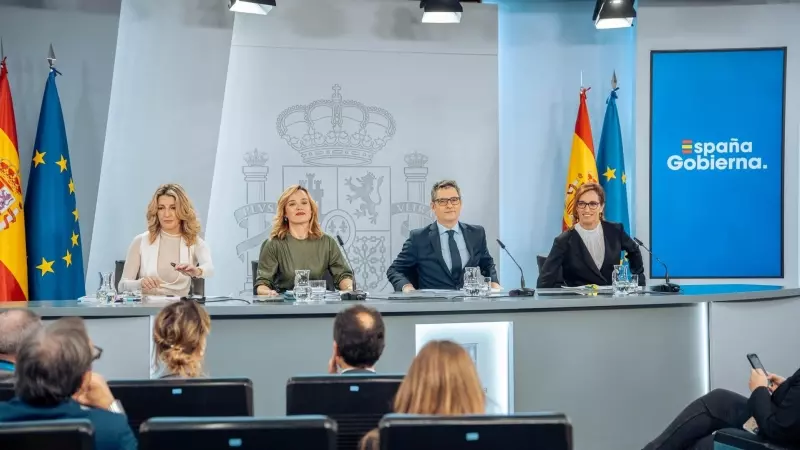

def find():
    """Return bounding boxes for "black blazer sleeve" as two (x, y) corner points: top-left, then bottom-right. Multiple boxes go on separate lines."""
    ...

(617, 224), (646, 285)
(748, 375), (800, 444)
(387, 235), (416, 291)
(476, 228), (499, 283)
(537, 236), (567, 288)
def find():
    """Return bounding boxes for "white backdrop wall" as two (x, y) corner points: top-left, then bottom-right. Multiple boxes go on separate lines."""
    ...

(86, 0), (234, 289)
(205, 0), (499, 295)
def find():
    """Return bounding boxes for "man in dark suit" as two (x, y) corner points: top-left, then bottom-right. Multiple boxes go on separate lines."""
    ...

(327, 305), (385, 374)
(0, 310), (41, 382)
(0, 317), (136, 450)
(387, 180), (500, 292)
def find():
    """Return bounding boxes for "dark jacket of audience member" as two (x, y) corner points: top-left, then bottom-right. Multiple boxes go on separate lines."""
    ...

(0, 310), (41, 382)
(330, 305), (385, 374)
(0, 318), (136, 450)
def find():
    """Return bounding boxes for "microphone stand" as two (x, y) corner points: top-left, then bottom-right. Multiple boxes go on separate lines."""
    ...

(633, 238), (681, 293)
(496, 239), (535, 297)
(337, 235), (367, 301)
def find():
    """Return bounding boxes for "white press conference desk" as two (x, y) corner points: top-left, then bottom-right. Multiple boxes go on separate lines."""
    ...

(2, 284), (799, 450)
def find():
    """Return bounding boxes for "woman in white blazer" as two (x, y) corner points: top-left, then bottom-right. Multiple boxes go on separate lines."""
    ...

(119, 184), (213, 296)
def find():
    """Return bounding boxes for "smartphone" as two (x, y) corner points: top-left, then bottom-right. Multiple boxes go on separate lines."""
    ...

(747, 353), (767, 376)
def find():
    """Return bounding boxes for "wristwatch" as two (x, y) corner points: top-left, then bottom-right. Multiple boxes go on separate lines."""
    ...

(108, 399), (125, 415)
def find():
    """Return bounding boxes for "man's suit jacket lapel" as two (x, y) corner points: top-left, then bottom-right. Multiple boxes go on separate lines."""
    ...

(459, 223), (476, 267)
(570, 229), (605, 282)
(428, 223), (452, 275)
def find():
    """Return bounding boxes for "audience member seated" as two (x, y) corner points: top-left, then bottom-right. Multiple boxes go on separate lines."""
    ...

(0, 317), (136, 450)
(152, 300), (211, 379)
(327, 305), (385, 374)
(358, 340), (485, 450)
(642, 367), (800, 449)
(0, 310), (41, 382)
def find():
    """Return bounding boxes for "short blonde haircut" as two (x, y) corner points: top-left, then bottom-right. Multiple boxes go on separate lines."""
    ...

(153, 301), (211, 378)
(269, 184), (323, 240)
(146, 184), (202, 246)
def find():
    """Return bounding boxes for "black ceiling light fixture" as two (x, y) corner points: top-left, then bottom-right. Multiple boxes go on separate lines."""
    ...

(229, 0), (276, 15)
(593, 0), (636, 29)
(420, 0), (464, 24)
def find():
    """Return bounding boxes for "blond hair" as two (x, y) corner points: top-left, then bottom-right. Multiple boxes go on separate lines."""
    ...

(146, 184), (202, 246)
(153, 301), (211, 378)
(570, 182), (605, 227)
(359, 340), (485, 450)
(269, 184), (323, 240)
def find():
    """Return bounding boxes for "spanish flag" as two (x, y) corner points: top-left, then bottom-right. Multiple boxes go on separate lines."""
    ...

(0, 57), (28, 301)
(562, 88), (599, 231)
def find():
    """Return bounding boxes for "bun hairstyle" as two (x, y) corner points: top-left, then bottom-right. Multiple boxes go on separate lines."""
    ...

(153, 301), (211, 378)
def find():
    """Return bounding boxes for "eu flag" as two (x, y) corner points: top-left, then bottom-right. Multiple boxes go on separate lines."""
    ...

(24, 69), (85, 300)
(596, 86), (631, 235)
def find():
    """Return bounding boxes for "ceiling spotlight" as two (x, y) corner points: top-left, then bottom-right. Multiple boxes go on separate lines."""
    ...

(229, 0), (275, 15)
(593, 0), (636, 29)
(420, 1), (463, 24)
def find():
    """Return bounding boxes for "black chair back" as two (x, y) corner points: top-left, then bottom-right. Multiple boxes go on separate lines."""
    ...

(0, 381), (14, 401)
(108, 377), (253, 437)
(380, 413), (573, 450)
(536, 255), (547, 272)
(139, 416), (336, 450)
(0, 419), (94, 450)
(114, 260), (205, 295)
(286, 374), (403, 450)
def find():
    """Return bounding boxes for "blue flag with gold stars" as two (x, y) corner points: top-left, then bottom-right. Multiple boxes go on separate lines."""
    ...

(24, 69), (85, 300)
(597, 87), (630, 234)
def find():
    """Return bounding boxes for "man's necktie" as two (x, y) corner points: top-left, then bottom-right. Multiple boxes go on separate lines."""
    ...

(447, 230), (463, 282)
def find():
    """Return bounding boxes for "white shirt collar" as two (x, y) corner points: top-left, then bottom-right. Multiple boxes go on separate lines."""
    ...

(437, 221), (461, 235)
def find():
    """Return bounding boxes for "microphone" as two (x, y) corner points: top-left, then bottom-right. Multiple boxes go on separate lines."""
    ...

(496, 239), (536, 297)
(632, 237), (681, 293)
(336, 235), (367, 301)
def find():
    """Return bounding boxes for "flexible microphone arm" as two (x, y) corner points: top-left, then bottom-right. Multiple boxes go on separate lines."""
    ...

(496, 239), (535, 297)
(336, 235), (367, 300)
(632, 237), (680, 293)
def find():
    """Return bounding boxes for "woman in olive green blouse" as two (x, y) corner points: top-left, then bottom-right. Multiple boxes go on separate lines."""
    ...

(254, 184), (355, 296)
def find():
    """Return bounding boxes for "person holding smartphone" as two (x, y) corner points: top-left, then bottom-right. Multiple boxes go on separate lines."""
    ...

(642, 355), (800, 449)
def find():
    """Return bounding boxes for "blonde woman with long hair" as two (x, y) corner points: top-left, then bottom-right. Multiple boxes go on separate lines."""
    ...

(152, 300), (211, 378)
(119, 184), (213, 296)
(359, 340), (486, 450)
(254, 184), (354, 296)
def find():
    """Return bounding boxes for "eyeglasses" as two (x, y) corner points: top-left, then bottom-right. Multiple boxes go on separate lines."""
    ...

(92, 345), (103, 361)
(434, 197), (461, 206)
(576, 201), (601, 210)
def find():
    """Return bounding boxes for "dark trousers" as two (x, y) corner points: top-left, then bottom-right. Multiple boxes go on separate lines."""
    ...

(643, 389), (751, 450)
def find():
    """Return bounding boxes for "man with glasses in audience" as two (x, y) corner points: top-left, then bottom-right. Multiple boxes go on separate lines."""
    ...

(387, 179), (500, 292)
(0, 317), (136, 450)
(0, 310), (42, 382)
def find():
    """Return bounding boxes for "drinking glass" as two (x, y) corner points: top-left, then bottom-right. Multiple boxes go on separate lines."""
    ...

(310, 280), (326, 302)
(480, 277), (492, 297)
(294, 270), (311, 303)
(628, 274), (640, 294)
(463, 267), (481, 296)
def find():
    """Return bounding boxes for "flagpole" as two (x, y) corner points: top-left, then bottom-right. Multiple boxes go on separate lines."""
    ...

(1, 37), (4, 61)
(612, 70), (618, 90)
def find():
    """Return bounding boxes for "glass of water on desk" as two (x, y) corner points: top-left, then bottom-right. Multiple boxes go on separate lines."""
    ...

(463, 267), (482, 296)
(294, 270), (311, 303)
(309, 280), (326, 302)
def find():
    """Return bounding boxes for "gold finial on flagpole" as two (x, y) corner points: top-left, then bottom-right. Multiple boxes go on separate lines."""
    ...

(47, 43), (56, 68)
(612, 70), (618, 90)
(581, 70), (584, 89)
(1, 38), (5, 61)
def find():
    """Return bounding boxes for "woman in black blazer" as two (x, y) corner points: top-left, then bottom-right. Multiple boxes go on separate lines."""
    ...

(642, 368), (800, 449)
(536, 182), (646, 288)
